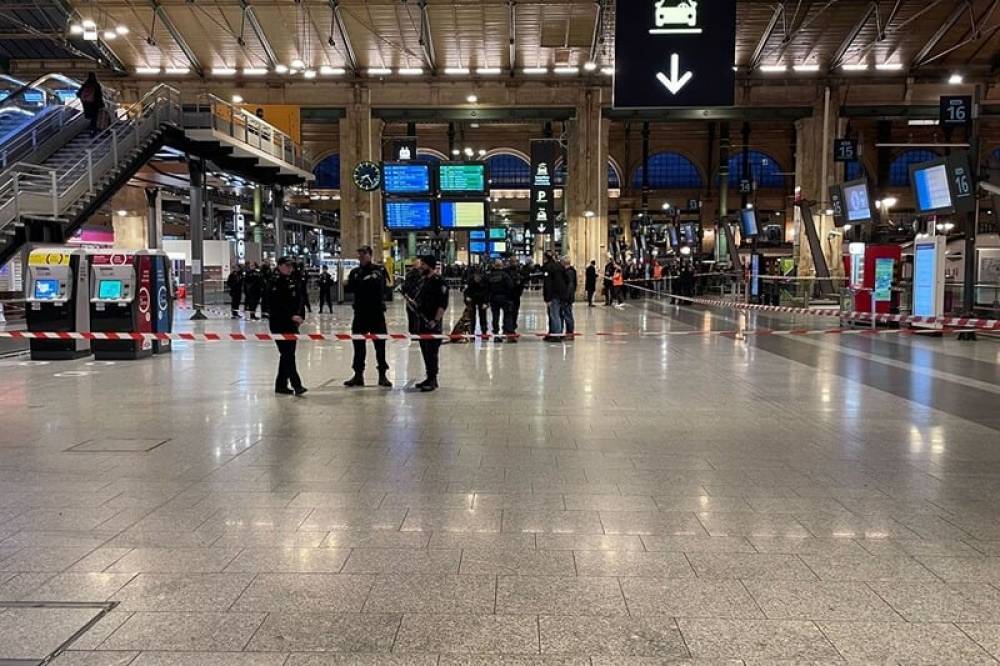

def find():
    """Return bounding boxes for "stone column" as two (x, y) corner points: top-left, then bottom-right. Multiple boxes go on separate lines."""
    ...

(565, 87), (610, 293)
(339, 87), (383, 255)
(188, 158), (207, 320)
(272, 186), (285, 257)
(146, 188), (162, 249)
(794, 88), (846, 279)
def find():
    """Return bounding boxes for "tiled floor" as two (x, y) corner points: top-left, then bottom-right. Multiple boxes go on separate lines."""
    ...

(1, 294), (1000, 664)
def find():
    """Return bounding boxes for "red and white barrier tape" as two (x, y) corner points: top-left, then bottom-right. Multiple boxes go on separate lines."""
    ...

(0, 327), (937, 343)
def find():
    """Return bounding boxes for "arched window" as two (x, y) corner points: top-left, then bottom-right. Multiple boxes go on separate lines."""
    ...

(552, 158), (623, 188)
(485, 153), (531, 188)
(889, 149), (940, 187)
(608, 162), (622, 189)
(416, 149), (442, 165)
(727, 150), (784, 189)
(312, 154), (340, 189)
(845, 161), (866, 181)
(633, 151), (703, 189)
(991, 147), (1000, 162)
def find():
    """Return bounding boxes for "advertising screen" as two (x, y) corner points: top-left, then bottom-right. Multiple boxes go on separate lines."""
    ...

(843, 181), (874, 222)
(33, 278), (60, 300)
(488, 228), (507, 240)
(383, 162), (431, 195)
(98, 279), (123, 300)
(874, 258), (894, 303)
(913, 242), (938, 317)
(384, 200), (433, 230)
(439, 163), (486, 194)
(739, 209), (758, 237)
(439, 201), (486, 229)
(469, 241), (487, 254)
(912, 163), (954, 213)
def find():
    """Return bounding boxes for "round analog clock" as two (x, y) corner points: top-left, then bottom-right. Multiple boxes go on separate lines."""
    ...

(353, 161), (382, 191)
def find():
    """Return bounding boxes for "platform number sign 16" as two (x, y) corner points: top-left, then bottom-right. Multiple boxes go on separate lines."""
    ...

(940, 96), (972, 127)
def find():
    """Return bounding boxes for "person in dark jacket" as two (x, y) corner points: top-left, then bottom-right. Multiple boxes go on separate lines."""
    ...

(295, 263), (312, 313)
(226, 266), (243, 318)
(317, 266), (335, 313)
(243, 263), (264, 320)
(463, 266), (489, 337)
(603, 258), (615, 306)
(344, 246), (392, 388)
(561, 256), (577, 338)
(401, 264), (423, 334)
(77, 73), (105, 137)
(542, 252), (568, 341)
(486, 259), (516, 341)
(268, 257), (307, 396)
(585, 260), (598, 307)
(260, 261), (273, 318)
(410, 255), (448, 392)
(507, 257), (525, 332)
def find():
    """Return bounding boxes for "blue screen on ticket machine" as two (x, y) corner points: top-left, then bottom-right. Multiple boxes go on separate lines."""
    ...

(34, 278), (60, 300)
(98, 279), (123, 300)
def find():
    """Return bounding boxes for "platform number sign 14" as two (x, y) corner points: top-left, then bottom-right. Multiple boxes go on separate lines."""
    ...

(940, 96), (972, 127)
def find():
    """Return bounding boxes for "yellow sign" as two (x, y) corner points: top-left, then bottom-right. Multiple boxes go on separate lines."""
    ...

(241, 105), (302, 144)
(28, 250), (70, 266)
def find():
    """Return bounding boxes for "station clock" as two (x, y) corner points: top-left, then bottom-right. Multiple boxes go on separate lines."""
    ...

(353, 161), (382, 191)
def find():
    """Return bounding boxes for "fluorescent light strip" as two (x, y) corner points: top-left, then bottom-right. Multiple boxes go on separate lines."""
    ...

(368, 67), (392, 76)
(793, 64), (820, 72)
(840, 63), (870, 71)
(601, 66), (614, 76)
(242, 68), (268, 76)
(553, 66), (579, 75)
(444, 67), (470, 75)
(759, 65), (788, 73)
(476, 67), (502, 75)
(875, 62), (904, 71)
(398, 67), (424, 75)
(212, 67), (237, 76)
(522, 67), (548, 74)
(165, 67), (190, 75)
(135, 67), (160, 75)
(320, 66), (346, 75)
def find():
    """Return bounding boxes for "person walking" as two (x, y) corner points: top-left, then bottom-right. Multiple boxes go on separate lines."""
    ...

(226, 266), (243, 318)
(243, 263), (263, 320)
(542, 251), (568, 342)
(344, 246), (392, 388)
(77, 73), (105, 137)
(585, 260), (598, 307)
(269, 257), (307, 396)
(561, 256), (577, 339)
(411, 256), (448, 392)
(317, 266), (335, 313)
(486, 258), (515, 342)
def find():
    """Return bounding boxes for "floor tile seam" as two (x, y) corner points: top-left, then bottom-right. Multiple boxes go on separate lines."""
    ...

(954, 621), (1000, 662)
(237, 610), (270, 652)
(932, 511), (988, 544)
(809, 619), (850, 663)
(224, 572), (262, 613)
(737, 578), (769, 620)
(387, 611), (405, 654)
(861, 580), (912, 623)
(790, 552), (822, 581)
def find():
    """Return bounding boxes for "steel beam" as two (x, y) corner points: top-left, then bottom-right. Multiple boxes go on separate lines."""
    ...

(418, 0), (437, 73)
(151, 0), (203, 77)
(912, 1), (969, 68)
(329, 0), (358, 74)
(829, 2), (875, 68)
(748, 4), (783, 70)
(603, 107), (813, 121)
(240, 1), (277, 68)
(508, 1), (516, 72)
(588, 0), (607, 62)
(373, 107), (576, 122)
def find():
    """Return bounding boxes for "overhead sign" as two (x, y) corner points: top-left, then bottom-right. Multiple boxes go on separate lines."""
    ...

(939, 96), (972, 127)
(391, 137), (418, 161)
(530, 139), (558, 235)
(946, 151), (976, 214)
(834, 139), (858, 162)
(614, 0), (737, 108)
(234, 204), (246, 263)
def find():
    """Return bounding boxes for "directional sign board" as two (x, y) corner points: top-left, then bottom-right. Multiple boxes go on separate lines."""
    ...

(834, 139), (859, 163)
(939, 96), (972, 127)
(614, 0), (737, 108)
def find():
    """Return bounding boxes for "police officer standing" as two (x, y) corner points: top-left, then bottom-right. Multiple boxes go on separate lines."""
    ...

(243, 262), (263, 320)
(411, 255), (448, 392)
(344, 246), (392, 388)
(506, 257), (525, 334)
(317, 266), (335, 313)
(486, 258), (515, 342)
(226, 265), (243, 318)
(268, 257), (307, 396)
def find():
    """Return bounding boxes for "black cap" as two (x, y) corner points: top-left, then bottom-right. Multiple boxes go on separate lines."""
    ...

(357, 245), (374, 255)
(276, 256), (292, 266)
(418, 255), (437, 269)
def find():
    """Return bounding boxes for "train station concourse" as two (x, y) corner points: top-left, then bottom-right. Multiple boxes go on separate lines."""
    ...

(2, 0), (1000, 663)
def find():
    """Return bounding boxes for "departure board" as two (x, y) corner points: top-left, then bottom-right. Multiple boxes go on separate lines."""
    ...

(912, 163), (953, 213)
(383, 162), (431, 195)
(439, 201), (486, 229)
(384, 200), (433, 230)
(439, 163), (486, 194)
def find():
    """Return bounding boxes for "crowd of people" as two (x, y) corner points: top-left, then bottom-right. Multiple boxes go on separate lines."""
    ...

(225, 260), (319, 321)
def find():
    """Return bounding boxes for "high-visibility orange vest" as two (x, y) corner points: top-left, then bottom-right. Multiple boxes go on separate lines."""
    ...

(612, 270), (624, 287)
(653, 264), (663, 279)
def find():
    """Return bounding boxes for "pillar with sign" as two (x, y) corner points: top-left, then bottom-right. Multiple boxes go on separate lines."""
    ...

(339, 88), (384, 256)
(565, 87), (610, 290)
(530, 139), (558, 252)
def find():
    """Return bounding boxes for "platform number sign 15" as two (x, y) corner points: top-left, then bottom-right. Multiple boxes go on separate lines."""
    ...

(834, 139), (858, 163)
(940, 96), (972, 127)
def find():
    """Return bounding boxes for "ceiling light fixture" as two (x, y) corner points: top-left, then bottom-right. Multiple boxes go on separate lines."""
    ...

(553, 66), (579, 75)
(165, 67), (189, 75)
(445, 67), (470, 75)
(102, 30), (117, 40)
(793, 64), (820, 72)
(275, 64), (289, 74)
(948, 73), (963, 84)
(69, 24), (84, 35)
(466, 94), (478, 103)
(875, 62), (904, 71)
(601, 66), (614, 76)
(476, 67), (502, 75)
(759, 64), (788, 73)
(841, 63), (870, 71)
(232, 94), (244, 104)
(291, 58), (305, 70)
(115, 25), (129, 35)
(367, 67), (392, 76)
(212, 67), (237, 76)
(242, 68), (268, 76)
(583, 61), (598, 71)
(320, 66), (346, 75)
(135, 67), (160, 75)
(398, 67), (424, 75)
(303, 69), (317, 79)
(522, 67), (548, 75)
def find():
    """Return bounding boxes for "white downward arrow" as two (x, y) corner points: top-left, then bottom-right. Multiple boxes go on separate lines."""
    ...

(657, 54), (693, 95)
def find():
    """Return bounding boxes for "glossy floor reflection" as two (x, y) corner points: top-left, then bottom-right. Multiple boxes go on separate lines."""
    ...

(1, 294), (1000, 664)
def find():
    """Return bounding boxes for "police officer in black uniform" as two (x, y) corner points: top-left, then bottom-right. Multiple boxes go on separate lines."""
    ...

(411, 255), (448, 392)
(268, 257), (307, 396)
(344, 246), (392, 388)
(486, 258), (515, 341)
(317, 266), (335, 313)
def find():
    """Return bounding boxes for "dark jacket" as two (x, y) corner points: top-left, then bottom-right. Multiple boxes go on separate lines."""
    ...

(243, 269), (264, 298)
(507, 265), (525, 298)
(542, 260), (568, 303)
(486, 268), (515, 303)
(564, 266), (578, 303)
(77, 80), (105, 117)
(585, 265), (598, 291)
(464, 271), (489, 305)
(318, 272), (334, 291)
(415, 273), (449, 326)
(267, 273), (304, 333)
(346, 263), (388, 313)
(226, 270), (243, 294)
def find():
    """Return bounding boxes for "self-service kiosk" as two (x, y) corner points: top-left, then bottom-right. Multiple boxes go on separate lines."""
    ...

(24, 247), (92, 360)
(88, 249), (174, 359)
(847, 243), (902, 315)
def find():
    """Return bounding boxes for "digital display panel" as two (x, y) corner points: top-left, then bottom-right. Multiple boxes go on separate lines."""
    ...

(750, 254), (761, 298)
(439, 201), (486, 229)
(469, 241), (487, 254)
(843, 181), (873, 222)
(55, 89), (78, 104)
(490, 241), (507, 254)
(439, 163), (486, 194)
(384, 200), (433, 230)
(913, 242), (938, 317)
(470, 230), (486, 240)
(98, 279), (123, 300)
(680, 222), (698, 243)
(382, 162), (431, 195)
(912, 163), (953, 213)
(740, 209), (759, 237)
(488, 228), (506, 240)
(33, 278), (60, 300)
(22, 91), (43, 105)
(668, 225), (679, 246)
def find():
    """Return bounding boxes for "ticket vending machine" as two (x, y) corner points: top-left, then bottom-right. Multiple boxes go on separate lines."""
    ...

(89, 250), (150, 360)
(139, 250), (173, 355)
(847, 243), (902, 315)
(24, 247), (92, 360)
